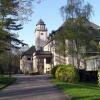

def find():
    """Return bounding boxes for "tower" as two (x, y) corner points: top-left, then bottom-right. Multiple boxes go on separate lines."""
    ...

(35, 19), (48, 51)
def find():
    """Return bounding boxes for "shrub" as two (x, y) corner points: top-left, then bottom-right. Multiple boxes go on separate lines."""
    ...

(51, 64), (66, 78)
(55, 65), (65, 80)
(55, 64), (79, 83)
(98, 71), (100, 86)
(51, 65), (59, 77)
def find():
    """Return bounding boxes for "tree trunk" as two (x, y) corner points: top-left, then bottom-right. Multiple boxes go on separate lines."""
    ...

(74, 40), (80, 69)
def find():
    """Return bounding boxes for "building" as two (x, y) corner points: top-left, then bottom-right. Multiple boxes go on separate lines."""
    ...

(20, 19), (52, 74)
(20, 19), (100, 74)
(20, 46), (36, 74)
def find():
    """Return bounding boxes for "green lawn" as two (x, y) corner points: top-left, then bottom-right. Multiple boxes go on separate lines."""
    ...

(0, 75), (16, 90)
(52, 79), (100, 100)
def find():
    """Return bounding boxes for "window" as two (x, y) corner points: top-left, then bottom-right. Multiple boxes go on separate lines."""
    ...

(41, 33), (43, 35)
(46, 58), (51, 64)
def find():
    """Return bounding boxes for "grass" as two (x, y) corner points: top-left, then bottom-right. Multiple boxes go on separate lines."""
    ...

(52, 79), (100, 100)
(0, 75), (16, 90)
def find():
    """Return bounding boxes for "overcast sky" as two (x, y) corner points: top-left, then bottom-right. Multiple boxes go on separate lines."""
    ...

(17, 0), (100, 47)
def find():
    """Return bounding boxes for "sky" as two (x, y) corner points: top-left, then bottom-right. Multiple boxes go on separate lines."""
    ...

(17, 0), (100, 47)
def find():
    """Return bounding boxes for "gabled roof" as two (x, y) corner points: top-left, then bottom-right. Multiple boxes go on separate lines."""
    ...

(63, 18), (100, 30)
(21, 46), (36, 58)
(87, 21), (100, 29)
(44, 20), (100, 47)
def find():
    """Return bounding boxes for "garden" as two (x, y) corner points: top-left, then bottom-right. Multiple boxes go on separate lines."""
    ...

(51, 64), (100, 100)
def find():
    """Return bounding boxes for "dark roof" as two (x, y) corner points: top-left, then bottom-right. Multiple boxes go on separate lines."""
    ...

(35, 51), (52, 55)
(33, 51), (52, 58)
(63, 19), (100, 30)
(21, 46), (36, 58)
(87, 21), (100, 29)
(44, 20), (100, 46)
(36, 19), (45, 25)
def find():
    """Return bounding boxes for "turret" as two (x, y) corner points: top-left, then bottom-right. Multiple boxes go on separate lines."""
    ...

(35, 19), (48, 51)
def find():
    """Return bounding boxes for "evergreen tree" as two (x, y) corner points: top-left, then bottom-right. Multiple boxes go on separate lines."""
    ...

(0, 0), (38, 75)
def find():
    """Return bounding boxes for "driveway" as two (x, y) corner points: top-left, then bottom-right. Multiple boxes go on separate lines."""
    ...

(0, 74), (70, 100)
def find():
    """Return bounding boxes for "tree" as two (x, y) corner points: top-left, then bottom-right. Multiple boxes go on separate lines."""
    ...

(0, 0), (27, 52)
(0, 0), (37, 75)
(54, 0), (100, 69)
(0, 0), (44, 76)
(62, 0), (92, 68)
(0, 0), (43, 48)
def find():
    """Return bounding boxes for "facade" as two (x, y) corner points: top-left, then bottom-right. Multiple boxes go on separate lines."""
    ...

(20, 19), (100, 74)
(43, 37), (84, 69)
(20, 46), (35, 74)
(43, 21), (100, 71)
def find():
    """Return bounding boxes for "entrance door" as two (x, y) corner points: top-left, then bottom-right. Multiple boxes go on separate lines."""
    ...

(37, 58), (44, 74)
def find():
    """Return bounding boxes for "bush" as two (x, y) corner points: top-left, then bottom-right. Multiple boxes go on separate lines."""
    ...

(55, 66), (65, 80)
(55, 64), (79, 83)
(98, 71), (100, 86)
(51, 65), (59, 77)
